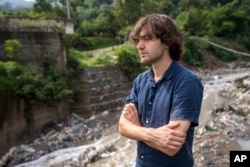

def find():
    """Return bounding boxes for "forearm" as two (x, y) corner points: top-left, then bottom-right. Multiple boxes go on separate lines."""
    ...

(119, 119), (179, 156)
(118, 114), (152, 141)
(119, 103), (187, 156)
(143, 120), (191, 156)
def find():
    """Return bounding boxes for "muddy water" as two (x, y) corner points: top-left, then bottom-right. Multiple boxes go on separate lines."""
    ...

(15, 68), (250, 167)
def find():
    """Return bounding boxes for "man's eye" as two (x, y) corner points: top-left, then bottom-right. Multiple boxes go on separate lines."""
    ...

(142, 36), (151, 40)
(133, 38), (139, 44)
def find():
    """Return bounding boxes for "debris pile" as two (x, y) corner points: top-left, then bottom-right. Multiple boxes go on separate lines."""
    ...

(193, 75), (250, 167)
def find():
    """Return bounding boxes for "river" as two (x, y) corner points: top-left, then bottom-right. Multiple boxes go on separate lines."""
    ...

(13, 64), (250, 167)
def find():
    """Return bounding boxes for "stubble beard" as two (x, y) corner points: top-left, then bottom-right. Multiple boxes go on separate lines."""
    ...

(140, 52), (164, 65)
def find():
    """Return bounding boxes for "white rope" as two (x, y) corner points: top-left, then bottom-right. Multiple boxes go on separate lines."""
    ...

(202, 38), (250, 57)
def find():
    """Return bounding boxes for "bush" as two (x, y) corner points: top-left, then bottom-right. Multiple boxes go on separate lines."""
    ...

(236, 34), (250, 50)
(77, 36), (116, 50)
(182, 48), (204, 66)
(115, 43), (146, 80)
(209, 46), (237, 62)
(0, 55), (74, 120)
(4, 39), (22, 60)
(67, 49), (87, 72)
(94, 50), (117, 65)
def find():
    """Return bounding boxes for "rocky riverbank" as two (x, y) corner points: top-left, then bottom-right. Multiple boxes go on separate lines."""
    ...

(0, 111), (121, 167)
(1, 62), (250, 167)
(193, 70), (250, 167)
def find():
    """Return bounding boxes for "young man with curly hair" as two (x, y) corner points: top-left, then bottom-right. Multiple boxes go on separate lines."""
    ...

(119, 14), (203, 167)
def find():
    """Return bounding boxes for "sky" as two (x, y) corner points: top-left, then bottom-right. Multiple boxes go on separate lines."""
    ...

(0, 0), (35, 9)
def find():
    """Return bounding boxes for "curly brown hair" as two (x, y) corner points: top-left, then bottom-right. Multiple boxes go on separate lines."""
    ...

(129, 14), (184, 61)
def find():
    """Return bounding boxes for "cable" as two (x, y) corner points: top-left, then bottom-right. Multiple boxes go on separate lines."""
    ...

(202, 38), (250, 57)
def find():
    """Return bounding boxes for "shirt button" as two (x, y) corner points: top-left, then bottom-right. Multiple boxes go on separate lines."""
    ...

(141, 155), (144, 159)
(146, 120), (149, 123)
(148, 101), (152, 105)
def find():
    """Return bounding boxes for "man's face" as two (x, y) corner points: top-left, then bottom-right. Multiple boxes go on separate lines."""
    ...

(137, 29), (168, 65)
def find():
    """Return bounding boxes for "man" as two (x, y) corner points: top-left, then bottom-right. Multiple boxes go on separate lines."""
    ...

(118, 14), (203, 167)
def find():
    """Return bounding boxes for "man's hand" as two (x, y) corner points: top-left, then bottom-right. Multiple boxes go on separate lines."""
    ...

(150, 122), (186, 150)
(119, 103), (189, 156)
(122, 103), (141, 126)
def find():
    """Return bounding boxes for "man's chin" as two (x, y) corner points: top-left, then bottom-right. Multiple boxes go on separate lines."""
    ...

(141, 59), (151, 65)
(141, 59), (150, 65)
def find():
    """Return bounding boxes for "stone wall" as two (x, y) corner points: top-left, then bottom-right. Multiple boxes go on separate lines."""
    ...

(71, 66), (132, 117)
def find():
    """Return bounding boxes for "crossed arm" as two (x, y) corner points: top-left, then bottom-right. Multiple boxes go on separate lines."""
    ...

(118, 103), (191, 156)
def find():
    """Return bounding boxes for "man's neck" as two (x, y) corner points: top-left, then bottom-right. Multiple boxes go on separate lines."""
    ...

(152, 59), (173, 82)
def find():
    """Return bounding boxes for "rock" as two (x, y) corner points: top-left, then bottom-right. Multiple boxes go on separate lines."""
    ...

(193, 72), (250, 167)
(0, 147), (16, 167)
(4, 63), (250, 167)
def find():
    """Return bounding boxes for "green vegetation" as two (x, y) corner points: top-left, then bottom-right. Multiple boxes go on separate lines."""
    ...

(4, 39), (22, 60)
(76, 36), (116, 50)
(209, 46), (237, 62)
(1, 0), (250, 118)
(115, 43), (146, 80)
(0, 54), (76, 120)
(182, 49), (203, 67)
(1, 0), (250, 56)
(1, 39), (84, 118)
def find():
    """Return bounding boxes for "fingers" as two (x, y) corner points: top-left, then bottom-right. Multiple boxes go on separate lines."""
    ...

(122, 103), (141, 126)
(127, 103), (137, 118)
(122, 103), (136, 119)
(123, 103), (137, 113)
(167, 131), (186, 150)
(165, 141), (183, 150)
(155, 125), (186, 150)
(162, 134), (185, 150)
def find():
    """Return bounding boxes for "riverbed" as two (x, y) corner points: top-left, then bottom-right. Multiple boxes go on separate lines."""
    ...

(1, 62), (250, 167)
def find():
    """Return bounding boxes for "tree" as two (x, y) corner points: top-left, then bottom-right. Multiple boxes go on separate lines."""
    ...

(33, 0), (53, 13)
(114, 0), (163, 27)
(176, 8), (215, 37)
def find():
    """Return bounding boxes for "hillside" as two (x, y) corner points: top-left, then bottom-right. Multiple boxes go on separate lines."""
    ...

(0, 0), (34, 9)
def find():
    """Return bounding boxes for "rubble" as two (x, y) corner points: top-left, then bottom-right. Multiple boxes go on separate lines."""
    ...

(1, 111), (120, 167)
(193, 74), (250, 167)
(1, 63), (250, 167)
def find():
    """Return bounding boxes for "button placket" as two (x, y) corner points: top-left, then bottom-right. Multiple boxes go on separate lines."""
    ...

(146, 83), (156, 125)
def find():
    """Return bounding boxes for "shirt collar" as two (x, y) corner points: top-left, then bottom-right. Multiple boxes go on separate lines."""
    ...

(149, 61), (176, 82)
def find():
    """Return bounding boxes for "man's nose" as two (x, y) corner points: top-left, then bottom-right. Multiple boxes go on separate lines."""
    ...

(137, 40), (144, 49)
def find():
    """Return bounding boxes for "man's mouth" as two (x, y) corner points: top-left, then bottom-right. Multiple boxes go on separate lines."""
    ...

(140, 52), (147, 57)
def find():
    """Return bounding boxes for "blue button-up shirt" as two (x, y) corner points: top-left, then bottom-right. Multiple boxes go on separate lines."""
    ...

(126, 61), (203, 167)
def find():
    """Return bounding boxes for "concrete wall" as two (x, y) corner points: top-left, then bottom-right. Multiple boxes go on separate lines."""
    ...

(0, 18), (68, 155)
(0, 98), (70, 155)
(0, 17), (67, 71)
(0, 31), (66, 71)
